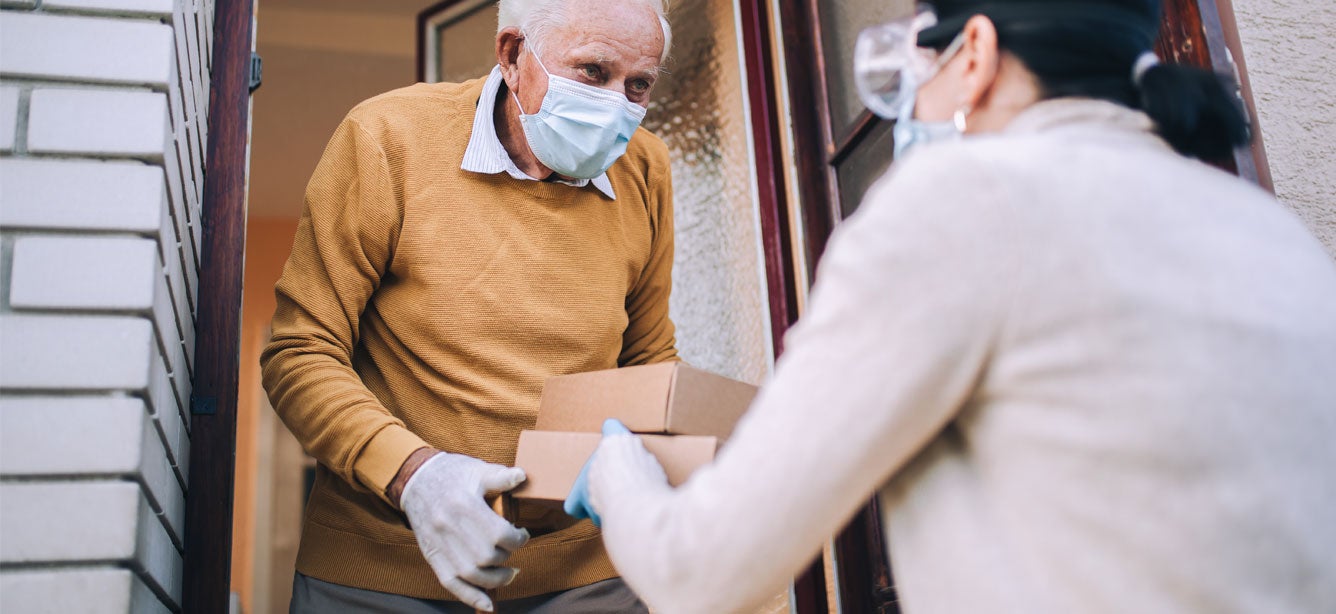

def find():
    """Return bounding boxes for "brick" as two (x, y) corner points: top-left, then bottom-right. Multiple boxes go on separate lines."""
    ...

(0, 397), (141, 474)
(147, 352), (188, 484)
(1, 481), (139, 561)
(166, 338), (189, 413)
(10, 236), (158, 310)
(183, 236), (199, 314)
(28, 89), (169, 158)
(162, 241), (194, 355)
(0, 482), (181, 607)
(0, 315), (153, 390)
(198, 0), (213, 72)
(172, 2), (204, 165)
(0, 159), (165, 233)
(6, 237), (187, 383)
(140, 411), (186, 544)
(0, 85), (17, 153)
(153, 269), (188, 379)
(0, 397), (184, 544)
(155, 259), (194, 378)
(161, 136), (188, 247)
(6, 236), (192, 386)
(0, 568), (170, 614)
(0, 13), (173, 86)
(42, 0), (173, 17)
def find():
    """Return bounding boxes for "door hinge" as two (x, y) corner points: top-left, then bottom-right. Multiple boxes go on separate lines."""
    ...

(249, 52), (263, 93)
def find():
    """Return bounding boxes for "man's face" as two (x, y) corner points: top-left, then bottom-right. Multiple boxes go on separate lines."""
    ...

(512, 0), (666, 112)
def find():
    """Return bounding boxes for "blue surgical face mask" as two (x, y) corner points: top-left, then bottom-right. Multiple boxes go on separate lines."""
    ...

(512, 44), (648, 179)
(892, 90), (962, 159)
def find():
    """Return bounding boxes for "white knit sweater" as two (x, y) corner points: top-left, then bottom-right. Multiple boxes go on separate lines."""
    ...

(588, 99), (1336, 614)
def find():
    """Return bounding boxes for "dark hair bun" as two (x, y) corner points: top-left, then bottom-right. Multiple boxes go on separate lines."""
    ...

(1137, 63), (1252, 160)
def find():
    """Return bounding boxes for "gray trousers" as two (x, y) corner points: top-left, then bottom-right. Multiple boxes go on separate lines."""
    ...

(290, 572), (649, 614)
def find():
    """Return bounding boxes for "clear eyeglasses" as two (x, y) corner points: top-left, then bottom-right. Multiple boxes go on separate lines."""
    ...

(854, 6), (965, 118)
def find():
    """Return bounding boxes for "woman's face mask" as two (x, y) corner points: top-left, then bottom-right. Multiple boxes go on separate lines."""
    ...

(512, 40), (648, 179)
(855, 7), (967, 158)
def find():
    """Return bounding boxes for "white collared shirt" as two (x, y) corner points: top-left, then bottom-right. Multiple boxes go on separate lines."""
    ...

(460, 65), (617, 200)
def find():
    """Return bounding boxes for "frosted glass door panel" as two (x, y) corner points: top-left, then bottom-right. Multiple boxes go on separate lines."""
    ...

(642, 0), (773, 388)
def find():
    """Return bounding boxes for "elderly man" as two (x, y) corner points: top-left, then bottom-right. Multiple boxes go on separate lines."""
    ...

(261, 0), (676, 611)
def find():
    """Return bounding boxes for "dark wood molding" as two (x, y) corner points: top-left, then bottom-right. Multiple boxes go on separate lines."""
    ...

(416, 0), (466, 83)
(1211, 0), (1273, 192)
(1156, 0), (1271, 187)
(738, 1), (825, 610)
(739, 0), (800, 357)
(181, 0), (254, 610)
(777, 0), (837, 278)
(773, 1), (900, 611)
(833, 497), (899, 613)
(829, 110), (883, 167)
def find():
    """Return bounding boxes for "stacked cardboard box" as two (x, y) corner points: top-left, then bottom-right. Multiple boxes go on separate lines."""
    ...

(511, 362), (759, 503)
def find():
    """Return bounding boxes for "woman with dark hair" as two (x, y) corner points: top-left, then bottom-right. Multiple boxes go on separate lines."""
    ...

(564, 1), (1336, 612)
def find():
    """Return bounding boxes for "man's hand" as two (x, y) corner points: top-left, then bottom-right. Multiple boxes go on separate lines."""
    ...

(399, 452), (530, 612)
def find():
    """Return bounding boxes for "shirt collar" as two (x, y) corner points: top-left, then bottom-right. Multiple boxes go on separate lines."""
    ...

(461, 65), (618, 200)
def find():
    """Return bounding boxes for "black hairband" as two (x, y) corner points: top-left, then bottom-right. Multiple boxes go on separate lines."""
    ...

(917, 2), (1158, 48)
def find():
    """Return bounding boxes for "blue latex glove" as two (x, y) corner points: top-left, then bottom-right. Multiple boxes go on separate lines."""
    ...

(564, 418), (633, 526)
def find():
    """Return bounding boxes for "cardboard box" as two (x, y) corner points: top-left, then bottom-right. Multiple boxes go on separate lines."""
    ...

(534, 362), (758, 440)
(511, 430), (718, 501)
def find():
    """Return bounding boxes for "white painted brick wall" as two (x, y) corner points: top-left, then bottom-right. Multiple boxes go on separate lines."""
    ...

(0, 315), (154, 390)
(0, 85), (17, 152)
(10, 236), (158, 309)
(42, 0), (173, 17)
(8, 236), (193, 395)
(0, 568), (170, 614)
(0, 0), (214, 610)
(0, 159), (166, 232)
(0, 397), (186, 545)
(28, 89), (170, 158)
(0, 12), (174, 85)
(150, 350), (190, 480)
(0, 482), (182, 607)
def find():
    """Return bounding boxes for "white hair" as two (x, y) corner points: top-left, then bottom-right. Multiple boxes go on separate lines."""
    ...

(498, 0), (672, 64)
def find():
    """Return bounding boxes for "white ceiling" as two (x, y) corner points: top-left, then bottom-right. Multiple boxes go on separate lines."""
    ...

(248, 0), (438, 218)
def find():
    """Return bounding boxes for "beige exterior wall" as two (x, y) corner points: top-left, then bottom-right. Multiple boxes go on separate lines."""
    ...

(1232, 0), (1336, 256)
(0, 0), (212, 611)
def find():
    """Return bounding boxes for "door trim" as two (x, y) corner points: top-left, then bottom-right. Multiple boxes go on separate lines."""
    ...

(182, 0), (255, 610)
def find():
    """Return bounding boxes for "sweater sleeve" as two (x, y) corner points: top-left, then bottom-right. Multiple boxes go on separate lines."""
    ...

(260, 114), (429, 507)
(619, 138), (679, 366)
(589, 149), (1020, 612)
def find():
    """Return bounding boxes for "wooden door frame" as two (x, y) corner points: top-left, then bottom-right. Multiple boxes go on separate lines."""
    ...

(1157, 0), (1273, 190)
(735, 0), (830, 610)
(182, 0), (255, 610)
(416, 0), (497, 83)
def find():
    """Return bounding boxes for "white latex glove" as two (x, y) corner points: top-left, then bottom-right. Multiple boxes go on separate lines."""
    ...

(400, 452), (531, 612)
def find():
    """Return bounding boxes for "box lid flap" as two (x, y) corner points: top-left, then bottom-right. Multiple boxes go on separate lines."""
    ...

(533, 363), (676, 433)
(664, 364), (758, 440)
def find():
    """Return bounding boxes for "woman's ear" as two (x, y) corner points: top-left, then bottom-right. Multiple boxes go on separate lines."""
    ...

(496, 26), (524, 87)
(958, 15), (1002, 111)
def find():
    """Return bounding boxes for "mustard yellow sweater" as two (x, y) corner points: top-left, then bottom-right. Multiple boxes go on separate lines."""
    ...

(260, 76), (678, 601)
